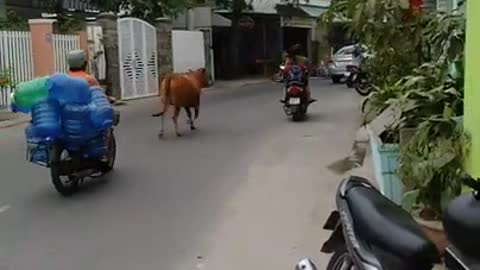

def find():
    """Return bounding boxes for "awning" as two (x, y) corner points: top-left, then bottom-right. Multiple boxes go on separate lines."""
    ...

(212, 13), (231, 27)
(299, 5), (328, 17)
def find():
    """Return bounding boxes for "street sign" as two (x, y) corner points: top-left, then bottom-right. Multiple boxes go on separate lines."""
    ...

(239, 16), (255, 30)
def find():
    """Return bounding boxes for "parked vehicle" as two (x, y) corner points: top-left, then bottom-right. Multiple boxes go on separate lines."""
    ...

(273, 63), (286, 83)
(317, 175), (480, 270)
(328, 45), (360, 84)
(282, 65), (313, 121)
(346, 65), (371, 96)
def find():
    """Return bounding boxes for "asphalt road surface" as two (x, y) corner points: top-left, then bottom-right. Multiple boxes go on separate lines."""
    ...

(0, 79), (361, 270)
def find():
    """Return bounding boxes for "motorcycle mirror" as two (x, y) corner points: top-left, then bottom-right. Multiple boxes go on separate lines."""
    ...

(294, 258), (318, 270)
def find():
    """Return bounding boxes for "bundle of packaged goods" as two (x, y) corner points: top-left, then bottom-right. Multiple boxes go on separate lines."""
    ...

(11, 73), (114, 162)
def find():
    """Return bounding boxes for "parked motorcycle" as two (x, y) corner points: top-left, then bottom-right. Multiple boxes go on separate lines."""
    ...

(317, 175), (480, 270)
(346, 65), (371, 96)
(273, 64), (286, 83)
(281, 65), (313, 121)
(27, 112), (120, 196)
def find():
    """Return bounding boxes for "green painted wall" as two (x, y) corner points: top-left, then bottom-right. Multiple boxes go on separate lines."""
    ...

(464, 0), (480, 175)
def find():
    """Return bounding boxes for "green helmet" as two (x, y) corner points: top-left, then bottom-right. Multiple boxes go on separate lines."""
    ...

(68, 50), (87, 69)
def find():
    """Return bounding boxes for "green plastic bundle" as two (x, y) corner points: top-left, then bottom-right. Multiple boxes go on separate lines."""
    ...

(13, 76), (49, 109)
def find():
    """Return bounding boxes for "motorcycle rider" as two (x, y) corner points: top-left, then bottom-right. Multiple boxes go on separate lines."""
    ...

(67, 50), (117, 163)
(281, 44), (316, 103)
(67, 50), (116, 103)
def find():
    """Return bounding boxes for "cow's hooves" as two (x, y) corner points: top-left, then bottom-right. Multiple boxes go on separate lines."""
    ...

(190, 126), (196, 131)
(158, 133), (164, 139)
(176, 133), (182, 137)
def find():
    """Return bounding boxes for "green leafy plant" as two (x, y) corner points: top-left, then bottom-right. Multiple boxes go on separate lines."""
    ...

(0, 10), (28, 31)
(399, 112), (469, 219)
(0, 69), (11, 88)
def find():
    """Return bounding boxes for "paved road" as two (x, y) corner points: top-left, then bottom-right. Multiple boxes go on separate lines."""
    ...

(0, 79), (361, 270)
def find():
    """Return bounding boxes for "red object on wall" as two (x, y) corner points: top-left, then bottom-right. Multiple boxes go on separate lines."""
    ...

(408, 0), (423, 16)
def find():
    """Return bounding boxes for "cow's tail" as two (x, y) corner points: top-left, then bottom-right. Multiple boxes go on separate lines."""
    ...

(152, 75), (173, 117)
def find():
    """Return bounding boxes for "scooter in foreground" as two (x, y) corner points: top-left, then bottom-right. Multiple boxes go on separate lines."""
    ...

(311, 175), (480, 270)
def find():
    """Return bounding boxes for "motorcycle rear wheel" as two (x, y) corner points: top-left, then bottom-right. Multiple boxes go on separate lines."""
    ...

(101, 131), (117, 173)
(50, 145), (80, 196)
(292, 111), (305, 122)
(326, 246), (354, 270)
(355, 82), (371, 96)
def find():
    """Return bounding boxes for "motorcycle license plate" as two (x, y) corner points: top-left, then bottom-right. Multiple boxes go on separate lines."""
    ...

(289, 98), (301, 105)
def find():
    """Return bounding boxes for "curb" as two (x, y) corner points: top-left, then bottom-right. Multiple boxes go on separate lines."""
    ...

(204, 79), (270, 92)
(0, 116), (30, 129)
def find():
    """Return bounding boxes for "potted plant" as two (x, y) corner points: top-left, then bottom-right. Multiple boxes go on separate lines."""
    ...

(399, 112), (469, 254)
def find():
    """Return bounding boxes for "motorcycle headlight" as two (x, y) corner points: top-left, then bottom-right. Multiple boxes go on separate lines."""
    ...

(280, 65), (285, 70)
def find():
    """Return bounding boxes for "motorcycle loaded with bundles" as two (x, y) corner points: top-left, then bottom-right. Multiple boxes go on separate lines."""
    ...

(11, 73), (120, 196)
(307, 175), (480, 270)
(281, 64), (314, 121)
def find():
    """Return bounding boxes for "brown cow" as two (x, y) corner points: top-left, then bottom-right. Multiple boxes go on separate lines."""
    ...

(152, 68), (208, 138)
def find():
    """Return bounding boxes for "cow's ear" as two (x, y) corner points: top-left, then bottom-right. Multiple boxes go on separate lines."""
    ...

(201, 68), (206, 74)
(188, 69), (193, 73)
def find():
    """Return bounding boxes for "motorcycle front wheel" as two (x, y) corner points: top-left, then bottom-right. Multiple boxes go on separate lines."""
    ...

(326, 246), (354, 270)
(273, 71), (284, 82)
(50, 145), (80, 196)
(355, 81), (371, 96)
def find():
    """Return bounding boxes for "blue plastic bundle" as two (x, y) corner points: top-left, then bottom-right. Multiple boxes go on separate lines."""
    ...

(89, 88), (114, 131)
(47, 73), (91, 106)
(30, 99), (61, 138)
(61, 104), (97, 150)
(21, 73), (115, 156)
(25, 124), (54, 165)
(86, 133), (107, 159)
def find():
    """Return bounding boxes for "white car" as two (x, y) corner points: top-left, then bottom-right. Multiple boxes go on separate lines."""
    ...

(328, 45), (362, 84)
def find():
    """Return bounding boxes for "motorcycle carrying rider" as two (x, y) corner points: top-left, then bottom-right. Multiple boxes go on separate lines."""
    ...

(66, 50), (118, 162)
(281, 44), (316, 103)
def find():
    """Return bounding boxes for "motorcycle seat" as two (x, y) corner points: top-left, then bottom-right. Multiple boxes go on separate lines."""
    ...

(443, 193), (480, 258)
(286, 81), (305, 87)
(345, 183), (439, 266)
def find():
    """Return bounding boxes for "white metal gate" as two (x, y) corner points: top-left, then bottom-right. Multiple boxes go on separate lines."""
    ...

(118, 18), (158, 100)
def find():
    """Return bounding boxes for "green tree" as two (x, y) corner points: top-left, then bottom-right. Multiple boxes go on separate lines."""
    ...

(92, 0), (190, 23)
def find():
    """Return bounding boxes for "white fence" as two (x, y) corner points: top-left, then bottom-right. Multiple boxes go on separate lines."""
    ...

(0, 31), (34, 107)
(53, 34), (81, 73)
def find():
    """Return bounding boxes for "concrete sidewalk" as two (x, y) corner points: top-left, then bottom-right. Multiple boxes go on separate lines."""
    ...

(0, 110), (29, 129)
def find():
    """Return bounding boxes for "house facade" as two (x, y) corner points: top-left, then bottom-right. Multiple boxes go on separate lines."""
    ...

(1, 0), (98, 19)
(172, 0), (331, 78)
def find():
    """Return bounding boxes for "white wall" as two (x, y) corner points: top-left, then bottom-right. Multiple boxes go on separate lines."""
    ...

(172, 30), (206, 73)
